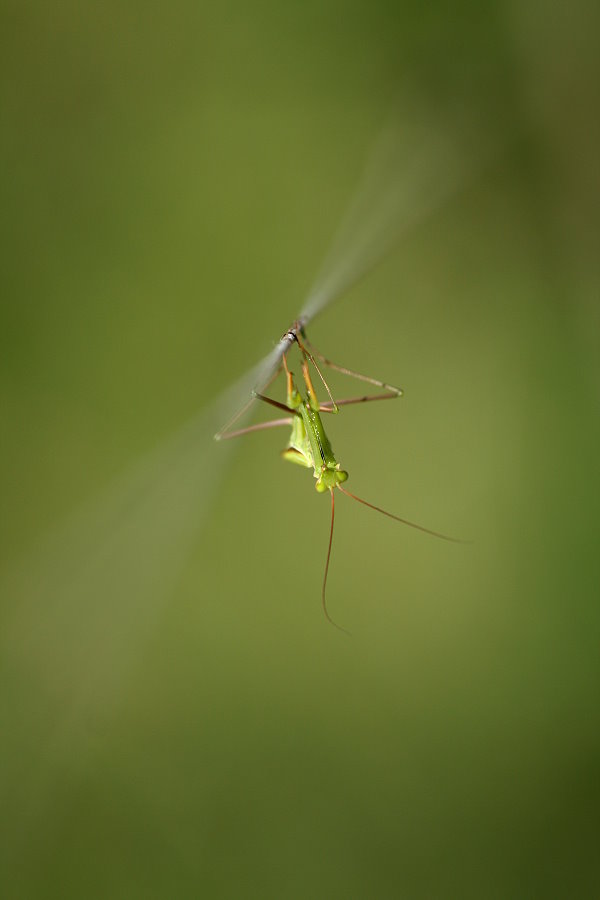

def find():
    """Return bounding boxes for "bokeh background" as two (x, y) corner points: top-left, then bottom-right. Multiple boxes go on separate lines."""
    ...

(2, 1), (599, 897)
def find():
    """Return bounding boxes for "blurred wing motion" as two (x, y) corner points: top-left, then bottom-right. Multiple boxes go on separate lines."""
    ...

(2, 354), (271, 706)
(300, 108), (479, 324)
(0, 359), (273, 835)
(222, 101), (489, 429)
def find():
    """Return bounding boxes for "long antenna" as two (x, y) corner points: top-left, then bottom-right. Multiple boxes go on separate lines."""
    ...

(322, 489), (351, 635)
(337, 485), (469, 543)
(294, 332), (339, 413)
(301, 330), (403, 397)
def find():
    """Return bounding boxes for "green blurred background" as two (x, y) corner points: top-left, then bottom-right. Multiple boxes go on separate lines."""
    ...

(2, 1), (599, 897)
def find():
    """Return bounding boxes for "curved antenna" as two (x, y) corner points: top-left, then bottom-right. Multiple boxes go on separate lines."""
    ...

(322, 489), (351, 635)
(337, 485), (469, 543)
(297, 341), (339, 413)
(300, 330), (403, 397)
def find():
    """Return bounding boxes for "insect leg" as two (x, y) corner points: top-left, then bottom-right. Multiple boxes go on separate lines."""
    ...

(318, 392), (399, 412)
(252, 391), (301, 416)
(215, 418), (294, 441)
(215, 365), (284, 439)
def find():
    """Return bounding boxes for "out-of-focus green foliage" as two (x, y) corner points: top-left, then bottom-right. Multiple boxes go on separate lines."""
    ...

(1, 1), (599, 897)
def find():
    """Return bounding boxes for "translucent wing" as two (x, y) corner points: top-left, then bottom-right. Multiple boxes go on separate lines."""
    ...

(300, 107), (479, 323)
(218, 101), (486, 432)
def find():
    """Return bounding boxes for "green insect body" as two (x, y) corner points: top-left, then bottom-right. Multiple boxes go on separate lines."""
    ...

(280, 361), (348, 493)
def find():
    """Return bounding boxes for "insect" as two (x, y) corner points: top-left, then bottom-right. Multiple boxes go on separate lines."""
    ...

(216, 322), (464, 632)
(4, 109), (479, 672)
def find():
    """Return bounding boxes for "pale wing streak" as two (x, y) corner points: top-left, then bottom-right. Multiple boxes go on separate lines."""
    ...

(0, 347), (295, 824)
(300, 115), (476, 324)
(0, 352), (288, 838)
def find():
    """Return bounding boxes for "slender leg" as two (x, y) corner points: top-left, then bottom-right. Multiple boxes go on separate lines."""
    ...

(217, 356), (300, 442)
(301, 331), (403, 396)
(216, 417), (293, 440)
(282, 352), (298, 403)
(318, 392), (399, 412)
(253, 391), (301, 417)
